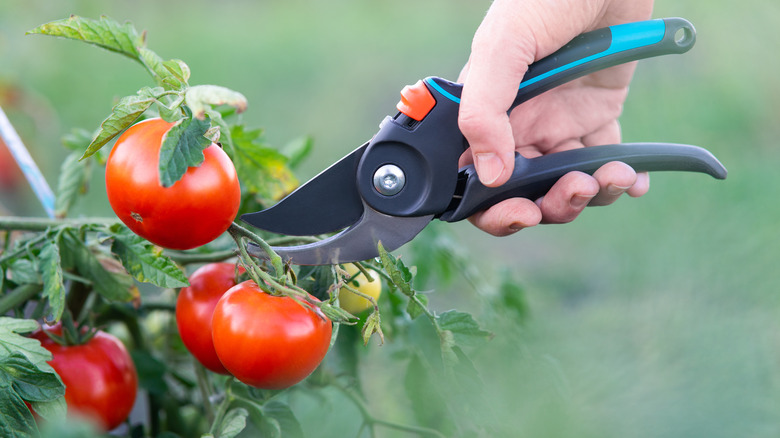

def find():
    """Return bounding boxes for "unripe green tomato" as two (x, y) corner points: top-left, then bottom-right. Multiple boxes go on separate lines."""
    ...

(338, 264), (381, 314)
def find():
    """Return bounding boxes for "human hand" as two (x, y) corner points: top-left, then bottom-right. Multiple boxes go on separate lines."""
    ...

(458, 0), (655, 236)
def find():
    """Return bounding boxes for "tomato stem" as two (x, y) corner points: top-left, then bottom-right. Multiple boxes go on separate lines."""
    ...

(194, 361), (215, 424)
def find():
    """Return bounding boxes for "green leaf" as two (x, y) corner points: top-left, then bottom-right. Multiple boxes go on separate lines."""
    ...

(229, 125), (298, 205)
(437, 310), (493, 346)
(185, 85), (247, 120)
(163, 59), (191, 84)
(158, 110), (212, 187)
(361, 311), (384, 345)
(0, 353), (65, 402)
(0, 389), (38, 438)
(262, 401), (305, 438)
(81, 92), (156, 159)
(0, 317), (59, 376)
(281, 136), (313, 170)
(138, 47), (186, 91)
(60, 231), (138, 303)
(109, 224), (188, 288)
(378, 243), (414, 297)
(406, 294), (428, 320)
(7, 258), (40, 285)
(27, 15), (143, 61)
(129, 350), (168, 395)
(28, 396), (67, 423)
(218, 408), (249, 438)
(55, 151), (91, 218)
(61, 128), (93, 152)
(39, 240), (66, 323)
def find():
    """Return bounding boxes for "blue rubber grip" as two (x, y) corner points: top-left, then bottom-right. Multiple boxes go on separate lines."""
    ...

(425, 17), (695, 109)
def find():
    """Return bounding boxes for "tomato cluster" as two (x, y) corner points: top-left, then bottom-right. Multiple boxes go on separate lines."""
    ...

(176, 263), (333, 390)
(105, 118), (241, 250)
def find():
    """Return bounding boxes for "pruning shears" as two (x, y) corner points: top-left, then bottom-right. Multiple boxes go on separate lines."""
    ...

(242, 17), (727, 265)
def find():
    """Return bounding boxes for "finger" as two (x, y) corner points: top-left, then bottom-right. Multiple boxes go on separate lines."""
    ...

(589, 161), (637, 206)
(627, 172), (650, 197)
(537, 171), (600, 224)
(468, 197), (542, 237)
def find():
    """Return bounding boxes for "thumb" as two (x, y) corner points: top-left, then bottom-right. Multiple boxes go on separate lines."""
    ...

(457, 3), (535, 187)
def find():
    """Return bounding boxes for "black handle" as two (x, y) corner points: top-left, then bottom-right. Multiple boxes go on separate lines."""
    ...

(438, 143), (727, 222)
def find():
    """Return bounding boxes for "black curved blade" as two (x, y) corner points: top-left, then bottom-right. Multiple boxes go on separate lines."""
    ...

(247, 200), (434, 265)
(241, 142), (368, 236)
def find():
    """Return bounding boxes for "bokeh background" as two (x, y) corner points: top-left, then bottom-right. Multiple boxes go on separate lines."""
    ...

(1, 0), (778, 436)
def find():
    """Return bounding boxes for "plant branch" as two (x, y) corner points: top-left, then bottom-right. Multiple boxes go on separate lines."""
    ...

(164, 248), (237, 264)
(0, 216), (117, 232)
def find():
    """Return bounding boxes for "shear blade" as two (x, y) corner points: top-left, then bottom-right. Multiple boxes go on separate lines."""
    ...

(241, 142), (368, 236)
(247, 199), (434, 265)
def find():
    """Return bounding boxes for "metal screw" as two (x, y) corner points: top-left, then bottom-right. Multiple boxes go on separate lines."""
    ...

(373, 164), (405, 196)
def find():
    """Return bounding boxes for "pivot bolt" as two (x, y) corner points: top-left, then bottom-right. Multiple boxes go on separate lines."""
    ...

(373, 164), (405, 196)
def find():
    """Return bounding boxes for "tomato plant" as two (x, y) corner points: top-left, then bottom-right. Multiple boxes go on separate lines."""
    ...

(105, 118), (241, 250)
(0, 14), (505, 438)
(175, 262), (238, 374)
(211, 280), (333, 389)
(31, 326), (138, 431)
(338, 263), (382, 314)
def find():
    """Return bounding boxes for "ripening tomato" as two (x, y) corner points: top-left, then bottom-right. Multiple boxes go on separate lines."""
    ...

(338, 264), (382, 314)
(32, 327), (138, 431)
(105, 118), (240, 250)
(176, 263), (239, 374)
(211, 281), (332, 389)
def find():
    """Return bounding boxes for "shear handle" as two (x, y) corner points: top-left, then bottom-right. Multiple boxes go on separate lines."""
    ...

(438, 143), (727, 223)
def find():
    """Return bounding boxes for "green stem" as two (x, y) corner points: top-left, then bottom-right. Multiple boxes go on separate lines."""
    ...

(164, 248), (237, 265)
(194, 361), (215, 424)
(334, 382), (445, 438)
(209, 378), (234, 436)
(0, 283), (41, 315)
(0, 216), (117, 232)
(228, 222), (284, 277)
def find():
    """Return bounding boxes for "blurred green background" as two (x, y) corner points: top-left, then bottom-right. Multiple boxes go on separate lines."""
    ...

(1, 0), (778, 436)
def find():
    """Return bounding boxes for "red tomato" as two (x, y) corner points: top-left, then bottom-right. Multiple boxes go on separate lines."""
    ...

(32, 327), (138, 431)
(211, 281), (332, 389)
(105, 118), (240, 250)
(175, 263), (239, 374)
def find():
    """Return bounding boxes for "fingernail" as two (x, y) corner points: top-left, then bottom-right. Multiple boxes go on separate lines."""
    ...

(606, 183), (631, 196)
(475, 153), (504, 185)
(570, 194), (595, 209)
(509, 223), (525, 231)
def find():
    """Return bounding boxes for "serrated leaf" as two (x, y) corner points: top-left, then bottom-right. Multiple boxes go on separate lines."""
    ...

(27, 15), (142, 61)
(0, 389), (38, 438)
(406, 294), (428, 320)
(185, 85), (247, 120)
(39, 241), (65, 323)
(138, 47), (186, 91)
(81, 93), (155, 159)
(437, 310), (492, 346)
(1, 353), (65, 402)
(219, 408), (249, 438)
(55, 151), (91, 218)
(0, 318), (57, 376)
(230, 125), (298, 205)
(60, 231), (138, 302)
(378, 243), (414, 297)
(109, 225), (188, 288)
(163, 59), (190, 84)
(158, 111), (212, 187)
